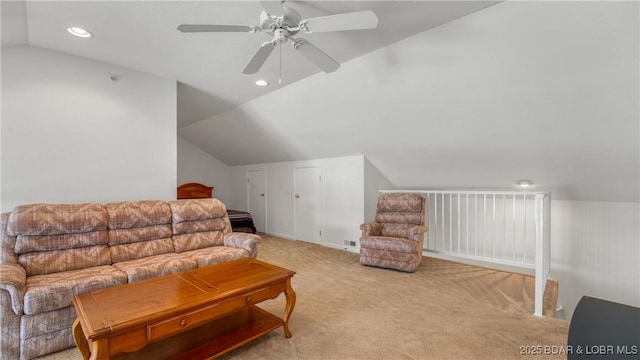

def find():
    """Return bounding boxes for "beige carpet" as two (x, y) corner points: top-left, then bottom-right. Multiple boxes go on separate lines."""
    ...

(38, 234), (568, 360)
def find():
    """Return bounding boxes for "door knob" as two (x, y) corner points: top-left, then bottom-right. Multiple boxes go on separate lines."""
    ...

(260, 193), (264, 197)
(295, 194), (300, 199)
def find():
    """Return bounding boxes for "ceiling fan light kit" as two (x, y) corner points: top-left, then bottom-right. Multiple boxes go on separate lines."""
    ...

(177, 0), (378, 76)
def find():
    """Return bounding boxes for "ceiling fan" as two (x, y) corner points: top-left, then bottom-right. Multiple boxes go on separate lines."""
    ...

(176, 0), (379, 74)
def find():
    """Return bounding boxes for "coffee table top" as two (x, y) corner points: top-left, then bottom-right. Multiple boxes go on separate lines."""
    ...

(73, 258), (295, 341)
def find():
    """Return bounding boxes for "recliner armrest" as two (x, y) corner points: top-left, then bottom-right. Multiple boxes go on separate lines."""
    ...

(408, 225), (428, 241)
(224, 233), (261, 258)
(360, 222), (383, 237)
(0, 263), (26, 315)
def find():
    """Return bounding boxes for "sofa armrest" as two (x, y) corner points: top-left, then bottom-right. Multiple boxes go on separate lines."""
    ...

(0, 263), (26, 315)
(408, 226), (428, 241)
(224, 233), (261, 258)
(360, 222), (383, 237)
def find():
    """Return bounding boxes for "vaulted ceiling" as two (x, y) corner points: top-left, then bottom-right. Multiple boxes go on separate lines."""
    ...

(1, 0), (497, 127)
(2, 1), (638, 202)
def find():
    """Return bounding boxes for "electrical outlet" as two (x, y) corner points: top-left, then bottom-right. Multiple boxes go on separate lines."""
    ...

(349, 241), (356, 247)
(344, 240), (357, 247)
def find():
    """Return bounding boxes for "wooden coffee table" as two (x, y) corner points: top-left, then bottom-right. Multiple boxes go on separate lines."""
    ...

(72, 258), (296, 360)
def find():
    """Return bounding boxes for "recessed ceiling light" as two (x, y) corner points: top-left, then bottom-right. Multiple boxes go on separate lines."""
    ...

(254, 80), (269, 86)
(67, 27), (93, 38)
(516, 179), (534, 188)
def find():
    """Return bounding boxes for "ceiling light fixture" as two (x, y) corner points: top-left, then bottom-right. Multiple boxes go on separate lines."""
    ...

(254, 79), (269, 86)
(67, 27), (93, 38)
(516, 179), (534, 188)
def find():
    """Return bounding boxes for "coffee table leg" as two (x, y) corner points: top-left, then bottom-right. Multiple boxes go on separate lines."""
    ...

(89, 338), (109, 360)
(283, 277), (296, 338)
(72, 318), (91, 360)
(72, 318), (109, 360)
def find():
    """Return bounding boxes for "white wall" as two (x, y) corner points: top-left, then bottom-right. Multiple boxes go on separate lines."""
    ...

(177, 136), (231, 204)
(321, 155), (365, 248)
(231, 155), (365, 249)
(1, 46), (176, 211)
(364, 156), (395, 222)
(551, 200), (640, 320)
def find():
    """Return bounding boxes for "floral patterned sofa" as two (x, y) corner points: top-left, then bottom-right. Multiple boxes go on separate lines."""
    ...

(0, 198), (260, 360)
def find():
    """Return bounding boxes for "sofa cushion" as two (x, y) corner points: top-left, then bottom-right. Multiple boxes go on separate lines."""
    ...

(169, 199), (233, 252)
(7, 203), (111, 276)
(172, 218), (228, 236)
(19, 245), (112, 277)
(172, 231), (224, 253)
(108, 224), (172, 246)
(21, 306), (75, 339)
(168, 199), (228, 224)
(15, 231), (109, 254)
(110, 238), (175, 263)
(23, 265), (127, 315)
(20, 327), (74, 360)
(106, 200), (171, 230)
(7, 203), (107, 236)
(113, 253), (197, 283)
(182, 246), (249, 267)
(106, 201), (175, 263)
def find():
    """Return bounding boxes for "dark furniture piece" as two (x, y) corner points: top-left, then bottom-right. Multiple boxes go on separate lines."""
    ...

(177, 182), (214, 200)
(177, 183), (257, 233)
(568, 296), (640, 359)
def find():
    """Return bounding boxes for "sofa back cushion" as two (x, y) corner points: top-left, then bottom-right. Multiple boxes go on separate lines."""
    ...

(169, 199), (232, 253)
(7, 203), (110, 276)
(106, 200), (174, 263)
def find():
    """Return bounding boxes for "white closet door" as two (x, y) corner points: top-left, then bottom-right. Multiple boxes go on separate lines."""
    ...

(247, 169), (266, 232)
(294, 166), (322, 244)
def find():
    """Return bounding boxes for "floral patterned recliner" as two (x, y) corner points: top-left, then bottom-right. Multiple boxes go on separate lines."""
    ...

(359, 193), (428, 272)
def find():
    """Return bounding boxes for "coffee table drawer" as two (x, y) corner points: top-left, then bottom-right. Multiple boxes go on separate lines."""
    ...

(147, 283), (285, 342)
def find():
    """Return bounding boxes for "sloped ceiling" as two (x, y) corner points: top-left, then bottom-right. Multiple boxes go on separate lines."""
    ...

(2, 1), (638, 202)
(178, 1), (639, 202)
(1, 0), (498, 127)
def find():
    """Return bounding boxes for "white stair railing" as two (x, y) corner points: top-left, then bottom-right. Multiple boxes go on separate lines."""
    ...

(380, 190), (551, 317)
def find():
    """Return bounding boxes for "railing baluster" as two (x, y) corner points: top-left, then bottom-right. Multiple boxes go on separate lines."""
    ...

(493, 194), (496, 259)
(441, 193), (445, 251)
(483, 194), (487, 258)
(503, 194), (506, 259)
(434, 193), (438, 251)
(450, 194), (453, 253)
(457, 194), (461, 255)
(466, 194), (469, 256)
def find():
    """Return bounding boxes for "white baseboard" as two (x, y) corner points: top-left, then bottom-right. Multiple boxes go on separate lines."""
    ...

(264, 232), (294, 240)
(321, 242), (359, 254)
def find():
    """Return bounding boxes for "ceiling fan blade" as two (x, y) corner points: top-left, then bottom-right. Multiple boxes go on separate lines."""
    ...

(260, 0), (284, 17)
(242, 41), (277, 74)
(301, 10), (378, 33)
(292, 39), (340, 73)
(176, 24), (257, 33)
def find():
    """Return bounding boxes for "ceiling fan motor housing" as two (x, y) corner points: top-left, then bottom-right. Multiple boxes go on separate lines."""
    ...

(259, 5), (301, 35)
